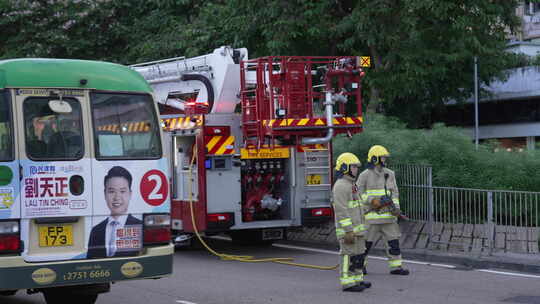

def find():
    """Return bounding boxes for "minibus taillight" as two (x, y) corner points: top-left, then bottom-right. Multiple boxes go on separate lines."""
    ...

(0, 221), (20, 253)
(143, 214), (171, 246)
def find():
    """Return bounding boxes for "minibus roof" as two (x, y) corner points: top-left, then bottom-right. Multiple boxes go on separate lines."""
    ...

(0, 58), (152, 93)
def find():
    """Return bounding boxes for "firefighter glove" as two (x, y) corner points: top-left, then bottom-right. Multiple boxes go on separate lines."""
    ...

(370, 198), (382, 210)
(343, 231), (355, 244)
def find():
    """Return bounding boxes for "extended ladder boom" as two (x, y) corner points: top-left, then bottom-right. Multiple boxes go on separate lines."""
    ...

(131, 46), (248, 114)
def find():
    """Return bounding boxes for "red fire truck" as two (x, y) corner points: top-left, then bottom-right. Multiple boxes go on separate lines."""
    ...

(132, 46), (364, 244)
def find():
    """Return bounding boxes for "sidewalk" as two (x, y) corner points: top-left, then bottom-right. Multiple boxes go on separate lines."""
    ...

(287, 222), (540, 274)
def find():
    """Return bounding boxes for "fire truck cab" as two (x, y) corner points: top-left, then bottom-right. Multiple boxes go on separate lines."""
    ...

(132, 46), (364, 244)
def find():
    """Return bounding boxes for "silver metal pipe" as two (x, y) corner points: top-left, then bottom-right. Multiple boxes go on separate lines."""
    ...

(301, 92), (334, 145)
(147, 75), (183, 84)
(291, 147), (296, 188)
(172, 136), (178, 199)
(130, 56), (186, 67)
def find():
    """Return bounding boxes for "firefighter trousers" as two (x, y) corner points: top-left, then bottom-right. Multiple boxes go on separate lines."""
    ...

(338, 236), (366, 290)
(366, 222), (404, 271)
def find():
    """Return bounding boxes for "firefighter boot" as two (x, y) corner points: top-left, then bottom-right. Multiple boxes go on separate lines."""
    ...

(387, 239), (409, 275)
(359, 281), (372, 288)
(363, 241), (373, 275)
(349, 255), (371, 288)
(390, 268), (410, 275)
(343, 285), (366, 292)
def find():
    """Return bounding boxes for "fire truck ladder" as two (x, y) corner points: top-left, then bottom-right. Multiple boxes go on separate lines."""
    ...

(241, 98), (260, 148)
(303, 147), (331, 199)
(240, 60), (263, 148)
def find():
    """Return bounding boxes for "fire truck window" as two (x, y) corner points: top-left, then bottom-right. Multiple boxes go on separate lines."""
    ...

(0, 91), (13, 161)
(23, 97), (83, 160)
(91, 93), (162, 159)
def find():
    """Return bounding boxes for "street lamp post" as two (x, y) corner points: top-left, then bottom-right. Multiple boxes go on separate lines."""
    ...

(474, 56), (479, 150)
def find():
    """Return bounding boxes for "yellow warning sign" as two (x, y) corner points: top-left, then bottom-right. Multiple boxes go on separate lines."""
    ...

(306, 174), (322, 185)
(359, 56), (371, 67)
(240, 148), (290, 159)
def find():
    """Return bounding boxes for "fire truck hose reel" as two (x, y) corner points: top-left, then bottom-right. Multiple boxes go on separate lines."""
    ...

(186, 146), (338, 270)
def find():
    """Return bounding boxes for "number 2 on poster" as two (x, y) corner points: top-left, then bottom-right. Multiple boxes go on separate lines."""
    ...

(140, 170), (168, 206)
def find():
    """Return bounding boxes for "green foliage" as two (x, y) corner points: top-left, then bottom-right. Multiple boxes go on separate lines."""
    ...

(337, 0), (521, 125)
(177, 0), (350, 57)
(334, 114), (540, 192)
(0, 0), (527, 127)
(0, 0), (201, 64)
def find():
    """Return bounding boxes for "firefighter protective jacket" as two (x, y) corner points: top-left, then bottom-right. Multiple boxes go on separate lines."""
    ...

(357, 167), (400, 225)
(332, 175), (367, 239)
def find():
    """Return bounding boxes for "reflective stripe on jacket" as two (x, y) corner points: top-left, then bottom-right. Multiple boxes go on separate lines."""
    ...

(357, 167), (400, 225)
(333, 175), (367, 238)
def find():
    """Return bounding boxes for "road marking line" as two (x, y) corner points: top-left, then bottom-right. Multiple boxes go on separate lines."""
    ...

(212, 236), (540, 276)
(426, 263), (457, 269)
(476, 269), (540, 279)
(272, 243), (338, 255)
(176, 300), (198, 304)
(367, 256), (387, 261)
(275, 243), (540, 277)
(401, 259), (430, 265)
(273, 243), (456, 268)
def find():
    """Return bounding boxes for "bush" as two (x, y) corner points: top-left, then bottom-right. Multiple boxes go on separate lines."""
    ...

(333, 113), (540, 192)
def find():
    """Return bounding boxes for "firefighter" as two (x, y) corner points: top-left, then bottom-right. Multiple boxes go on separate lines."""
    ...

(357, 145), (410, 275)
(333, 152), (372, 292)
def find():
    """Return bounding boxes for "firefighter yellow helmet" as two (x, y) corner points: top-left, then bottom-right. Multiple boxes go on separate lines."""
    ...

(367, 145), (390, 165)
(335, 152), (361, 174)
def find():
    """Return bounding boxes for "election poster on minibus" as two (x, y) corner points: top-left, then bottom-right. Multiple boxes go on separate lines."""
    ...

(22, 163), (91, 218)
(0, 163), (19, 219)
(87, 162), (169, 258)
(91, 161), (169, 217)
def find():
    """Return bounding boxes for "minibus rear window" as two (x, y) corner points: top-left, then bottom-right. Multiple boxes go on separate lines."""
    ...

(91, 93), (162, 159)
(23, 97), (84, 160)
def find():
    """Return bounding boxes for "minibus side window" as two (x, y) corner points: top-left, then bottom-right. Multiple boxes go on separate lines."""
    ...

(91, 93), (162, 159)
(0, 91), (13, 161)
(23, 97), (83, 160)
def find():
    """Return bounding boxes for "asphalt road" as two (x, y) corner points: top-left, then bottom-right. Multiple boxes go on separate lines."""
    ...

(3, 238), (540, 304)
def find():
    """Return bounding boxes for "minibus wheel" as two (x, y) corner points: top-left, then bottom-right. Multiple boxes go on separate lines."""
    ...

(43, 292), (98, 304)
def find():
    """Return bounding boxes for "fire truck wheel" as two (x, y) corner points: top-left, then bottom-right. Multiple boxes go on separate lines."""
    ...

(177, 236), (205, 251)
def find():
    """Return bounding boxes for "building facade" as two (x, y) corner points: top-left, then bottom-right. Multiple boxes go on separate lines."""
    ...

(440, 1), (540, 151)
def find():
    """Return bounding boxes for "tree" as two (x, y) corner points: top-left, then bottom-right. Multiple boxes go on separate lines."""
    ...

(181, 0), (522, 127)
(337, 0), (522, 127)
(1, 0), (523, 127)
(177, 0), (353, 58)
(0, 0), (203, 63)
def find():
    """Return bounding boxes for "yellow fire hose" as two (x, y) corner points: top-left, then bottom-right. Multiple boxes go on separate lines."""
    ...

(186, 146), (338, 270)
